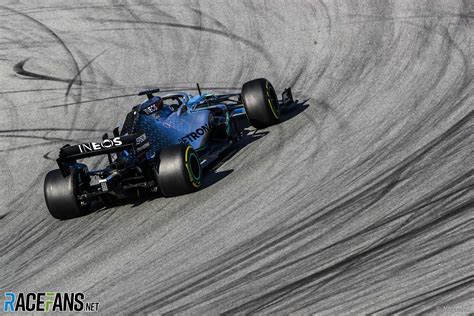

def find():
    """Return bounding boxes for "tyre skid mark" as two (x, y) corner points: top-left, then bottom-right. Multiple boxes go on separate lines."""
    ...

(86, 17), (273, 63)
(0, 5), (85, 139)
(133, 110), (473, 313)
(65, 50), (107, 97)
(13, 59), (71, 83)
(0, 6), (82, 98)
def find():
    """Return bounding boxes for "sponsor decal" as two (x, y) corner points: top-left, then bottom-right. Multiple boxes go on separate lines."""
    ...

(143, 103), (158, 115)
(135, 134), (147, 145)
(78, 137), (123, 153)
(178, 123), (210, 144)
(3, 291), (99, 313)
(135, 133), (150, 152)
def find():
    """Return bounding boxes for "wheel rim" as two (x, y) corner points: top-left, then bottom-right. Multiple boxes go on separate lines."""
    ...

(189, 152), (201, 180)
(185, 146), (201, 188)
(266, 82), (280, 119)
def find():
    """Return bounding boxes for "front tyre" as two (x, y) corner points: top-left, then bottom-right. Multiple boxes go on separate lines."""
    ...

(44, 169), (87, 220)
(242, 78), (280, 128)
(157, 144), (202, 197)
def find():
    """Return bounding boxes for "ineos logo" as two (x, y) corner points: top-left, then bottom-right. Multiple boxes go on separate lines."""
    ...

(78, 137), (123, 153)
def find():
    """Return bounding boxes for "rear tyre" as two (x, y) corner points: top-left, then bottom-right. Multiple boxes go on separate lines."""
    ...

(44, 168), (86, 220)
(242, 78), (280, 128)
(157, 144), (202, 197)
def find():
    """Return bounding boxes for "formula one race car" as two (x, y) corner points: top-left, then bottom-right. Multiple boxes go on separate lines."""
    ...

(44, 78), (295, 219)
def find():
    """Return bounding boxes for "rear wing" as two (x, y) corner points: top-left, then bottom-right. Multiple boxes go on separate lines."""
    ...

(56, 134), (139, 176)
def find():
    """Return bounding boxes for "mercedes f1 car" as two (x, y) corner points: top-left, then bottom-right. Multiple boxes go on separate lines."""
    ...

(44, 78), (295, 219)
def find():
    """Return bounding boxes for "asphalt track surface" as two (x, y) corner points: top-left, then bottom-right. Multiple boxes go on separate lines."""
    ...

(0, 1), (473, 314)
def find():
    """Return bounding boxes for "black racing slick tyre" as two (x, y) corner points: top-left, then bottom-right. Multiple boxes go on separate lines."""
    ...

(44, 169), (86, 220)
(242, 78), (280, 128)
(157, 144), (202, 197)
